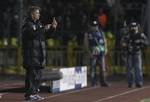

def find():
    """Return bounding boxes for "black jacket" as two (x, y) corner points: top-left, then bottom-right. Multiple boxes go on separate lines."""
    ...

(121, 32), (148, 54)
(22, 17), (47, 69)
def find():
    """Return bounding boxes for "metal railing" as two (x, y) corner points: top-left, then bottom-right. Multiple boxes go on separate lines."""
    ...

(0, 47), (150, 75)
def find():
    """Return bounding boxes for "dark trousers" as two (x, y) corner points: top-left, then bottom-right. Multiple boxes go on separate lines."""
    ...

(25, 68), (42, 97)
(90, 54), (107, 85)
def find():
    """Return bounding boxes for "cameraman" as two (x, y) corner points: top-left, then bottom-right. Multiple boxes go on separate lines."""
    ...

(121, 22), (148, 88)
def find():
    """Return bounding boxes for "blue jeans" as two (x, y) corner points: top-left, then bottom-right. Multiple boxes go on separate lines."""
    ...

(127, 53), (143, 85)
(90, 53), (107, 86)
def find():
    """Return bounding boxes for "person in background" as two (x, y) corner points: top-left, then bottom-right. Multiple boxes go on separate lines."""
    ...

(121, 22), (148, 88)
(88, 18), (109, 87)
(97, 8), (107, 29)
(22, 6), (57, 101)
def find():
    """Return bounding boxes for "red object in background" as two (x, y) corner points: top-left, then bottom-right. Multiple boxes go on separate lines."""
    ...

(98, 9), (107, 29)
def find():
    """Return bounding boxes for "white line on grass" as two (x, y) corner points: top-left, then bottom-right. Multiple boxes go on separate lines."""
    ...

(92, 85), (150, 102)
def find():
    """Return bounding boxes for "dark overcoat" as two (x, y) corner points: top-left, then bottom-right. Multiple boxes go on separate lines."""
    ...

(22, 17), (46, 69)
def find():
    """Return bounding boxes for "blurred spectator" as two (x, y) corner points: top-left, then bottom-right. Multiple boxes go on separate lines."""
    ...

(62, 8), (72, 45)
(87, 18), (109, 87)
(98, 8), (108, 29)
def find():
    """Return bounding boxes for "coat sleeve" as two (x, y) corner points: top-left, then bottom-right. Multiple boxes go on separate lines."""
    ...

(140, 33), (148, 49)
(22, 22), (45, 39)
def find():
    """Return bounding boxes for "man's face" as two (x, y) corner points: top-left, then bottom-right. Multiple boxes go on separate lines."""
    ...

(130, 26), (138, 33)
(31, 9), (40, 21)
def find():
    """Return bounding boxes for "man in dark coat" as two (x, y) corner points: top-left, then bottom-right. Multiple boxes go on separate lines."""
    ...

(22, 6), (57, 101)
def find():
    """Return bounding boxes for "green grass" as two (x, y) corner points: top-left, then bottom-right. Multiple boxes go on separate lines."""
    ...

(141, 98), (150, 102)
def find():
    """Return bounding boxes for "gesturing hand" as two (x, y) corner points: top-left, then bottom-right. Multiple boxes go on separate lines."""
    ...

(51, 17), (57, 29)
(45, 24), (51, 30)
